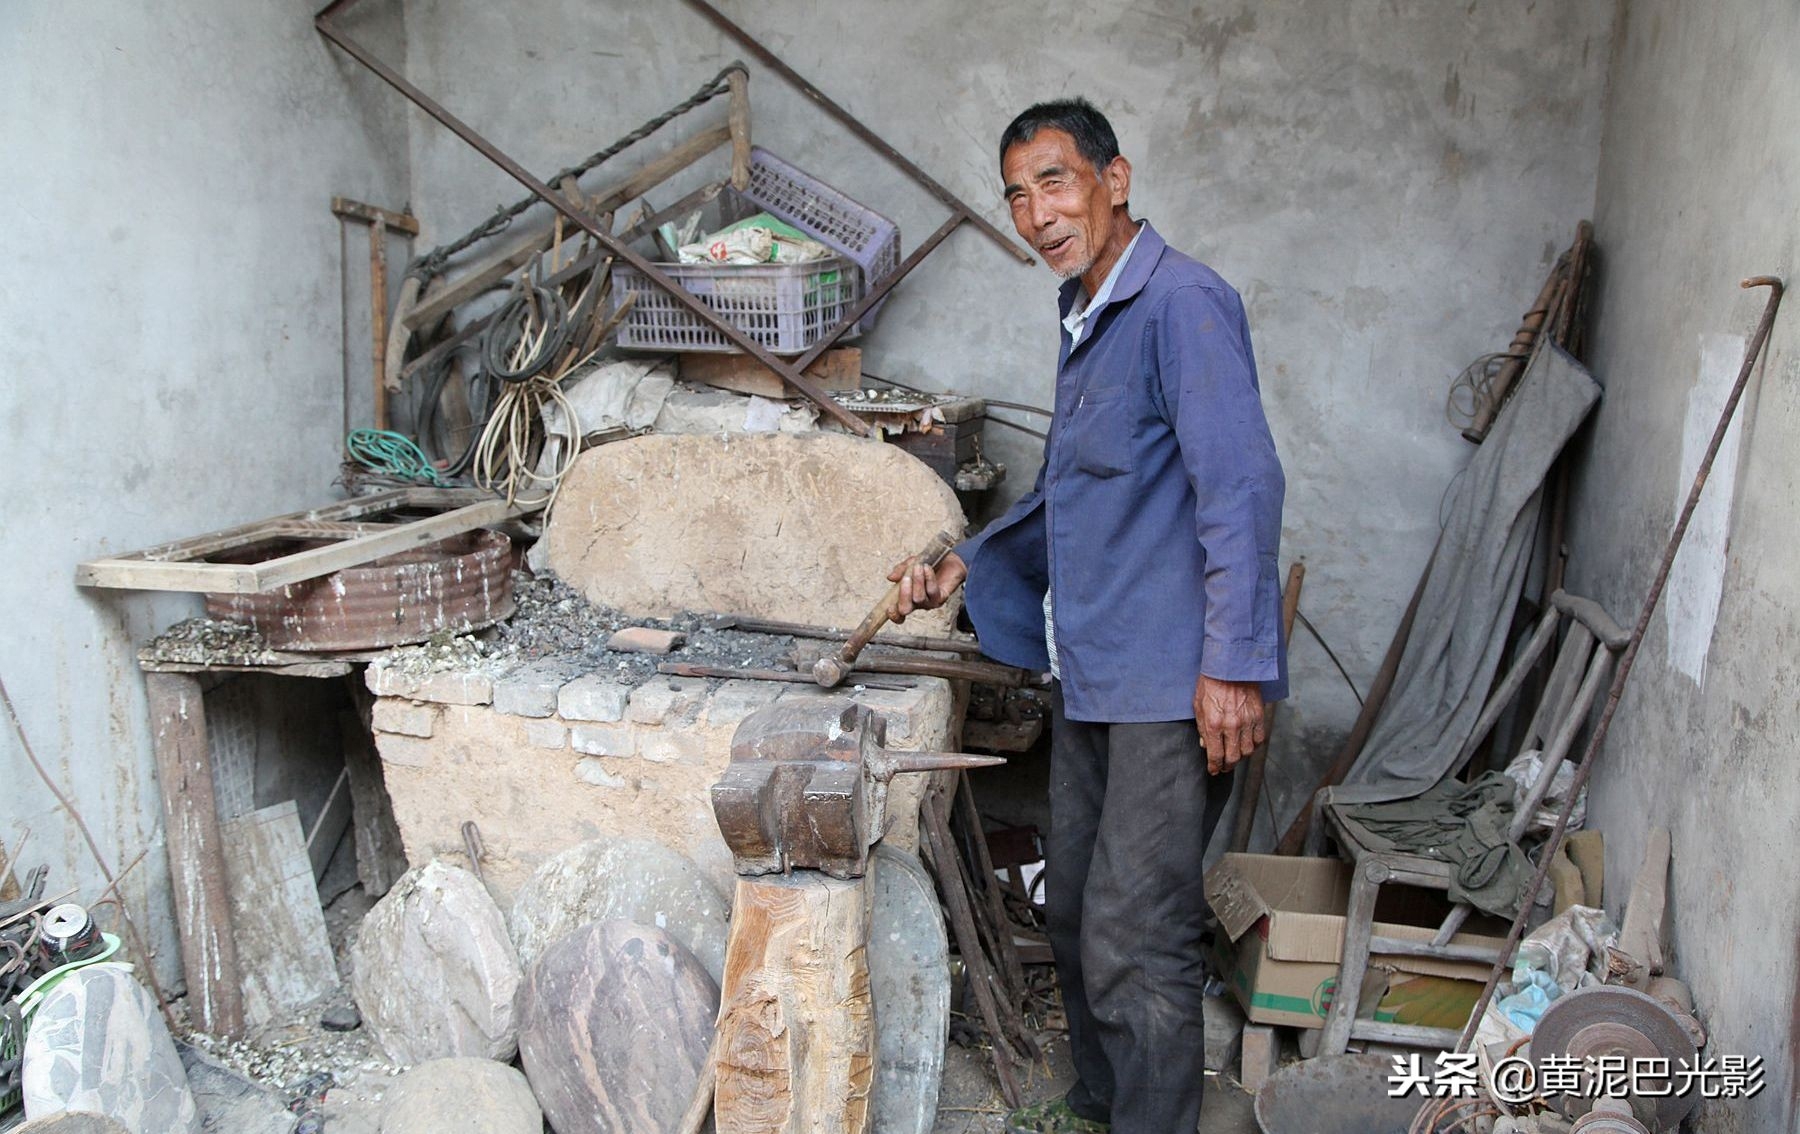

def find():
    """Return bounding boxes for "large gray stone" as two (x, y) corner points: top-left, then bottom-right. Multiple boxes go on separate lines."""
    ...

(508, 837), (730, 982)
(517, 920), (717, 1134)
(378, 1058), (541, 1134)
(868, 845), (950, 1134)
(20, 963), (201, 1133)
(542, 433), (964, 634)
(176, 1042), (297, 1134)
(11, 1114), (131, 1133)
(349, 861), (523, 1065)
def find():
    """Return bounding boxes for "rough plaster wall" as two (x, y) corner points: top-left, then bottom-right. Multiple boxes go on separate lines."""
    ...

(400, 0), (1612, 839)
(0, 2), (410, 992)
(1564, 2), (1800, 1128)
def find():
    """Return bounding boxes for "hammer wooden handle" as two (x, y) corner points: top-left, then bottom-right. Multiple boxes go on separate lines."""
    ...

(815, 530), (957, 687)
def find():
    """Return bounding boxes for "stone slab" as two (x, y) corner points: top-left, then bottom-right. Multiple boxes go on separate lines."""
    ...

(349, 861), (522, 1065)
(379, 1058), (540, 1134)
(221, 801), (340, 1031)
(542, 433), (964, 633)
(516, 920), (717, 1134)
(868, 844), (950, 1134)
(508, 837), (730, 981)
(20, 963), (201, 1133)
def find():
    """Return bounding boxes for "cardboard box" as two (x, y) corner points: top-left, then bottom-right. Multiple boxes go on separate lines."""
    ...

(1204, 854), (1508, 1030)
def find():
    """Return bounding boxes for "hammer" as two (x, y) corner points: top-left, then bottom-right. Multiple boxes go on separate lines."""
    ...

(813, 529), (958, 688)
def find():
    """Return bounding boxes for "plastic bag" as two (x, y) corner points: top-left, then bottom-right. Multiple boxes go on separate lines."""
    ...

(1504, 749), (1586, 832)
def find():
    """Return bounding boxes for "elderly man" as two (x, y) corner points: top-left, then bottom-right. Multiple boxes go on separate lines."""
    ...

(892, 98), (1286, 1133)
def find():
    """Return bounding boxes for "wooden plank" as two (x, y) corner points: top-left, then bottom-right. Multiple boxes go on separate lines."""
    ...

(78, 488), (488, 572)
(727, 69), (752, 190)
(402, 227), (545, 329)
(138, 660), (354, 679)
(331, 196), (420, 235)
(1318, 861), (1379, 1058)
(146, 672), (244, 1036)
(716, 872), (874, 1133)
(383, 275), (424, 392)
(920, 784), (1021, 1107)
(401, 124), (730, 333)
(339, 701), (408, 896)
(590, 122), (731, 218)
(369, 222), (391, 430)
(221, 801), (340, 1030)
(77, 491), (524, 594)
(679, 348), (862, 399)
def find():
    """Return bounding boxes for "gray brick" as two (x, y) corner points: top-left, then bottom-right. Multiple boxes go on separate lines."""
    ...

(376, 735), (433, 768)
(371, 700), (435, 738)
(493, 667), (568, 718)
(413, 671), (493, 706)
(558, 675), (632, 722)
(704, 680), (784, 728)
(571, 723), (636, 758)
(626, 678), (708, 725)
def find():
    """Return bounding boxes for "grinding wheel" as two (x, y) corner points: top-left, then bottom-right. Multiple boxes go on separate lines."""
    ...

(1531, 985), (1700, 1130)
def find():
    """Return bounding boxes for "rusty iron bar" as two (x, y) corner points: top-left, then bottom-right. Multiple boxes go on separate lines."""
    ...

(312, 2), (870, 436)
(1455, 276), (1785, 1052)
(787, 213), (963, 377)
(707, 613), (986, 657)
(683, 0), (1034, 267)
(657, 661), (912, 691)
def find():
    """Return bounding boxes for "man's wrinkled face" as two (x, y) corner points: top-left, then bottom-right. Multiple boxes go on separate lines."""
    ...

(1002, 127), (1129, 281)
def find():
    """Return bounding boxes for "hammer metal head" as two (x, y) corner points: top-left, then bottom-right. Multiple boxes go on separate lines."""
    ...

(811, 655), (850, 688)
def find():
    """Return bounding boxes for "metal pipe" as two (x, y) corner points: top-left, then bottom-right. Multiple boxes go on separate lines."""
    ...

(313, 2), (871, 435)
(683, 0), (1034, 267)
(1455, 275), (1785, 1052)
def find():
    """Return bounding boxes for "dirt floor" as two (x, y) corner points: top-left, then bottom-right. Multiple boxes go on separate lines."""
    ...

(930, 1027), (1258, 1134)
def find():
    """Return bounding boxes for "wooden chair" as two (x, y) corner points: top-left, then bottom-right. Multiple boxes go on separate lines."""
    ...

(1306, 589), (1628, 1057)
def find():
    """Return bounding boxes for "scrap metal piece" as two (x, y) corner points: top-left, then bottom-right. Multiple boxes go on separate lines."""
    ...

(711, 699), (1000, 879)
(1532, 985), (1701, 1130)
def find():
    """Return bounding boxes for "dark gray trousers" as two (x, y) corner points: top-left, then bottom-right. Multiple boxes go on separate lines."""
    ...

(1047, 685), (1229, 1133)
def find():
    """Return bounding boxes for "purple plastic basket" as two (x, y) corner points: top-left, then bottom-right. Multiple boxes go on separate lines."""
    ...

(611, 255), (862, 354)
(741, 147), (901, 331)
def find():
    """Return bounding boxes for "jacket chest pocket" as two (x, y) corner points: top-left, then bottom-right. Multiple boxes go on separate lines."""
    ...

(1070, 385), (1136, 478)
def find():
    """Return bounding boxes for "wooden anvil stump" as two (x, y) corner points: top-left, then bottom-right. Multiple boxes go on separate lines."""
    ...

(710, 698), (998, 1134)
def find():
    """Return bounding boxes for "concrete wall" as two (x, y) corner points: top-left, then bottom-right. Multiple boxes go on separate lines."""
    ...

(399, 0), (1615, 836)
(0, 1), (410, 991)
(1565, 2), (1800, 1128)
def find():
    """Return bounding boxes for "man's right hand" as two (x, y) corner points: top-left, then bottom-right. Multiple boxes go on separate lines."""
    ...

(886, 551), (968, 623)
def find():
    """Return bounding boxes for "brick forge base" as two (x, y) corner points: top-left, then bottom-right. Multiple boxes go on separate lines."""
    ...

(365, 659), (954, 905)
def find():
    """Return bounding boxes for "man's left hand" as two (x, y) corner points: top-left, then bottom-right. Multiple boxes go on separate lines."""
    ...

(1194, 675), (1266, 775)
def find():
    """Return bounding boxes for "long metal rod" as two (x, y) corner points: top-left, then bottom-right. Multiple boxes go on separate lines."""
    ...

(1454, 275), (1785, 1052)
(683, 0), (1034, 267)
(790, 214), (963, 374)
(313, 3), (871, 435)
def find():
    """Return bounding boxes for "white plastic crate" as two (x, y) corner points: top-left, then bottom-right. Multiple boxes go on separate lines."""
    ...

(743, 147), (900, 331)
(611, 254), (862, 354)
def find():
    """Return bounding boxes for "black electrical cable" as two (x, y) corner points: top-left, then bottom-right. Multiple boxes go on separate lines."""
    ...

(482, 285), (574, 383)
(1295, 607), (1365, 706)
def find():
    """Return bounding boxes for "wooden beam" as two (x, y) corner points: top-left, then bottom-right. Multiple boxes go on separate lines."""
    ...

(727, 69), (752, 190)
(715, 872), (875, 1132)
(331, 195), (419, 235)
(589, 122), (731, 218)
(76, 488), (525, 594)
(146, 672), (244, 1036)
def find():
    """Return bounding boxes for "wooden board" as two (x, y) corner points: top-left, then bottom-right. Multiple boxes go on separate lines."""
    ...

(716, 873), (874, 1134)
(680, 347), (862, 399)
(76, 487), (525, 594)
(221, 801), (340, 1030)
(145, 672), (244, 1036)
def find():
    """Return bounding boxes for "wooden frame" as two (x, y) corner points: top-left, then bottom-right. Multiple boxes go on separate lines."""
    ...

(75, 487), (526, 595)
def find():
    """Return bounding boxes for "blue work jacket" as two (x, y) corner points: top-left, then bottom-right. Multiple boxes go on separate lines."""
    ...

(957, 222), (1287, 722)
